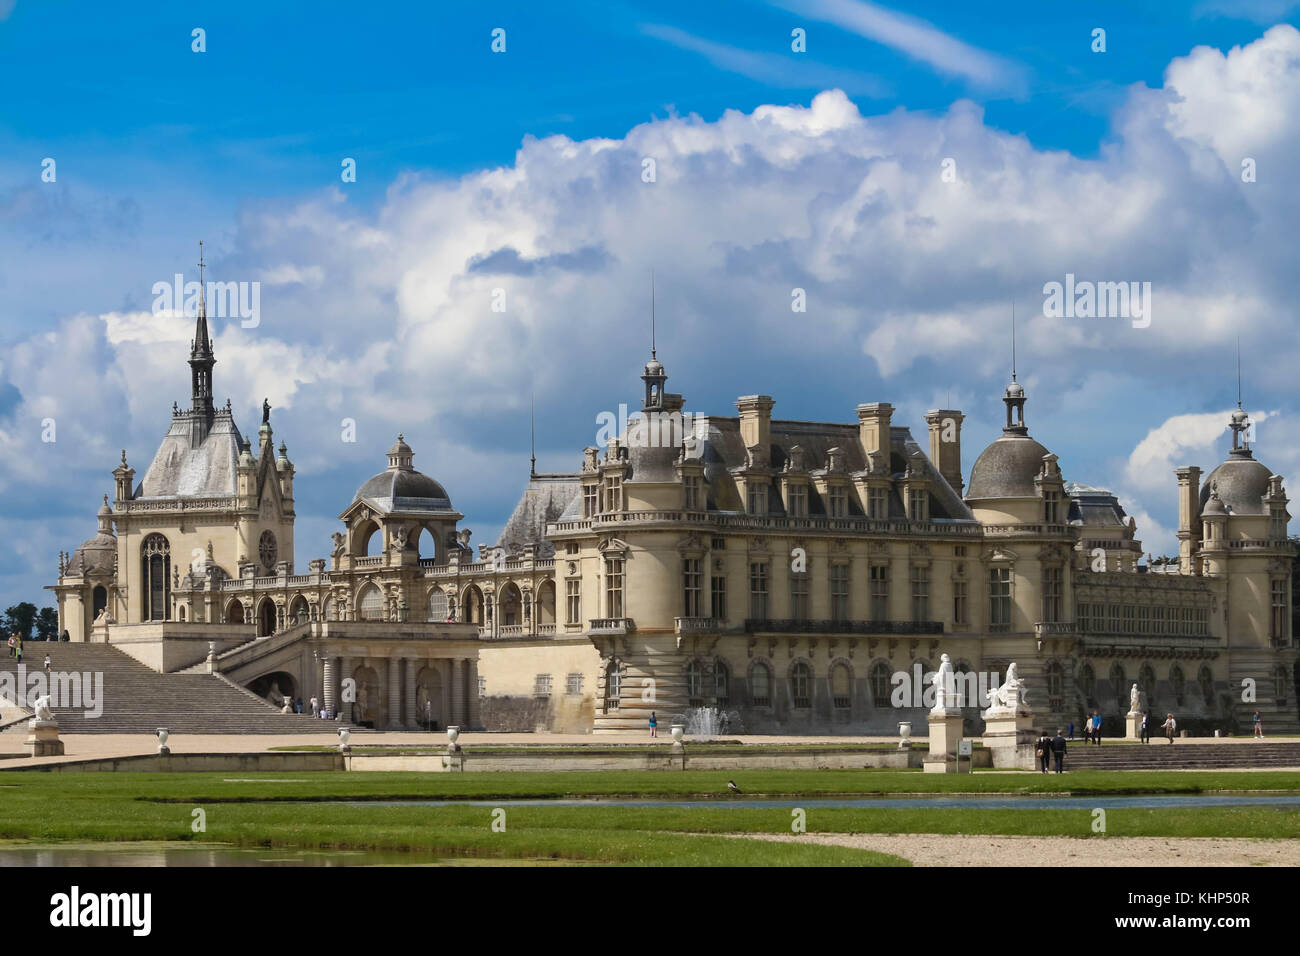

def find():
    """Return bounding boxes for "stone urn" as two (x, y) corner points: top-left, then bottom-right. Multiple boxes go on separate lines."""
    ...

(156, 727), (170, 756)
(447, 725), (461, 753)
(337, 727), (351, 754)
(898, 721), (912, 749)
(670, 723), (685, 751)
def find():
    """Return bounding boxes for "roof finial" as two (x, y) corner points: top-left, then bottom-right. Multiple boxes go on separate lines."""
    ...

(197, 240), (207, 319)
(650, 268), (656, 360)
(529, 392), (536, 478)
(1011, 301), (1017, 383)
(1236, 336), (1242, 410)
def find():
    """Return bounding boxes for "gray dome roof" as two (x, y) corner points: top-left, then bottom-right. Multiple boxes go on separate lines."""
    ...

(66, 532), (116, 576)
(966, 435), (1052, 499)
(355, 469), (452, 511)
(1200, 455), (1272, 516)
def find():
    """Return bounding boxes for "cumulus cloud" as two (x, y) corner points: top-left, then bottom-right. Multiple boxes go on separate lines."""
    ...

(6, 26), (1300, 604)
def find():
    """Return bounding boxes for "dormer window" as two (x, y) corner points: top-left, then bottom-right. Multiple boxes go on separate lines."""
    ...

(602, 474), (623, 513)
(867, 487), (887, 520)
(828, 485), (847, 518)
(1271, 507), (1287, 540)
(683, 475), (702, 511)
(787, 484), (807, 518)
(582, 484), (597, 518)
(1043, 490), (1061, 524)
(748, 483), (768, 515)
(907, 488), (928, 522)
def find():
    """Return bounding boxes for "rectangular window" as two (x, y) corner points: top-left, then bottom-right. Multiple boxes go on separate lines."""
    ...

(830, 563), (850, 621)
(1273, 578), (1288, 641)
(711, 537), (727, 550)
(908, 489), (927, 521)
(582, 484), (597, 518)
(683, 558), (702, 617)
(1137, 604), (1150, 634)
(867, 487), (887, 520)
(1043, 490), (1061, 524)
(1271, 507), (1287, 540)
(565, 673), (583, 695)
(748, 483), (768, 515)
(953, 579), (968, 627)
(1107, 603), (1121, 633)
(989, 567), (1012, 631)
(911, 564), (930, 622)
(749, 563), (769, 619)
(870, 564), (889, 622)
(711, 576), (727, 621)
(534, 673), (552, 696)
(603, 474), (622, 513)
(954, 545), (967, 558)
(565, 580), (581, 625)
(828, 485), (847, 518)
(605, 558), (624, 618)
(790, 570), (810, 621)
(683, 475), (702, 511)
(787, 484), (807, 518)
(1041, 567), (1062, 623)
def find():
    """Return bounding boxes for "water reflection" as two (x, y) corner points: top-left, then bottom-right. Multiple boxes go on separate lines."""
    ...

(0, 843), (563, 867)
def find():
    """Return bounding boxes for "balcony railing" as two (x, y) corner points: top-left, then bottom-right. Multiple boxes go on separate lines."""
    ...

(1033, 621), (1076, 637)
(589, 617), (635, 635)
(675, 616), (721, 635)
(744, 619), (943, 635)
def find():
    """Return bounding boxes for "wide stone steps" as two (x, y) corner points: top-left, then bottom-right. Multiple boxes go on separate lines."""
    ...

(0, 644), (339, 734)
(1059, 740), (1300, 770)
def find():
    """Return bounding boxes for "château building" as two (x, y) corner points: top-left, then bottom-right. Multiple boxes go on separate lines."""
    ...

(48, 285), (1298, 735)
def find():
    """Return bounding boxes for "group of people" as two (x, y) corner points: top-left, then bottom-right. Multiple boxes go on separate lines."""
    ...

(1137, 711), (1179, 743)
(6, 633), (22, 662)
(1071, 710), (1106, 745)
(1036, 730), (1069, 773)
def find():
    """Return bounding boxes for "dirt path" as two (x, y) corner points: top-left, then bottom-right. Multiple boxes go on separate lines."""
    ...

(732, 832), (1300, 866)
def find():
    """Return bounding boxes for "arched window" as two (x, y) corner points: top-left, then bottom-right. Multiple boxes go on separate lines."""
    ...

(1139, 663), (1157, 710)
(714, 660), (730, 707)
(686, 660), (704, 706)
(831, 662), (851, 709)
(141, 534), (171, 621)
(1170, 665), (1185, 706)
(790, 662), (811, 708)
(427, 589), (448, 622)
(1078, 662), (1096, 704)
(750, 662), (771, 706)
(1199, 666), (1214, 704)
(322, 596), (336, 622)
(604, 660), (621, 711)
(870, 661), (892, 707)
(1109, 662), (1126, 707)
(358, 585), (384, 622)
(92, 586), (108, 619)
(1046, 661), (1064, 710)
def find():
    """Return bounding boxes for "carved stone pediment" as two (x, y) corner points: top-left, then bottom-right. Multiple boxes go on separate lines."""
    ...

(598, 537), (631, 555)
(676, 532), (704, 554)
(985, 546), (1018, 564)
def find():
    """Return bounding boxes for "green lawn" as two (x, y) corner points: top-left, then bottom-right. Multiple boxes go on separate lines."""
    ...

(2, 769), (1298, 866)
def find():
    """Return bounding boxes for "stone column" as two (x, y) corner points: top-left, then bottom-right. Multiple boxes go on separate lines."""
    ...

(467, 658), (482, 730)
(404, 657), (417, 730)
(323, 656), (336, 717)
(440, 661), (452, 730)
(450, 659), (465, 727)
(387, 657), (402, 730)
(339, 656), (352, 722)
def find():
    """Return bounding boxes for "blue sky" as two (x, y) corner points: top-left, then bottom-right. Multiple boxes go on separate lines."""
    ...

(2, 0), (1300, 607)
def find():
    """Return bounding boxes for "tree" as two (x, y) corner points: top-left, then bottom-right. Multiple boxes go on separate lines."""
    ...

(2, 603), (37, 640)
(35, 607), (58, 640)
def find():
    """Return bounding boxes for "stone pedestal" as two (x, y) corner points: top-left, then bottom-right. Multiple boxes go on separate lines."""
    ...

(24, 720), (64, 757)
(922, 709), (964, 773)
(982, 713), (1036, 769)
(1125, 712), (1141, 740)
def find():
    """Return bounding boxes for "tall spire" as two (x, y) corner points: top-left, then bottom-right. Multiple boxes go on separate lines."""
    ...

(1229, 337), (1252, 457)
(1002, 301), (1027, 435)
(650, 268), (657, 361)
(1011, 300), (1017, 383)
(529, 392), (536, 477)
(188, 240), (216, 425)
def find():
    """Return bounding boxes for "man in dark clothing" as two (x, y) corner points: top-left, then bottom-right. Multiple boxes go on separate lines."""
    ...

(1140, 711), (1150, 744)
(1037, 732), (1053, 773)
(1051, 729), (1067, 773)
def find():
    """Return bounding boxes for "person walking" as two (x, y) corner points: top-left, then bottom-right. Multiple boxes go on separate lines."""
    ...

(43, 654), (50, 675)
(1092, 710), (1103, 746)
(1067, 721), (1074, 741)
(15, 636), (22, 663)
(1140, 711), (1150, 744)
(1253, 711), (1264, 738)
(310, 695), (319, 718)
(1161, 713), (1177, 743)
(1037, 731), (1053, 773)
(6, 634), (13, 658)
(649, 711), (658, 738)
(1051, 728), (1067, 773)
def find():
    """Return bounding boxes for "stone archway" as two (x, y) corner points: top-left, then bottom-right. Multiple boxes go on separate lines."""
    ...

(288, 594), (309, 625)
(415, 665), (444, 730)
(248, 671), (298, 708)
(256, 598), (277, 637)
(225, 599), (246, 624)
(350, 664), (381, 727)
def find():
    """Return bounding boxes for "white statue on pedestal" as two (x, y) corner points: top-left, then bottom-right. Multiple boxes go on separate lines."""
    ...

(1128, 683), (1142, 716)
(930, 653), (957, 713)
(985, 662), (1031, 716)
(32, 695), (54, 722)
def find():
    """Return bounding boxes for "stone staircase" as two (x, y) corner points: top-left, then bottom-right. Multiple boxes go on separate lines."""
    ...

(1061, 739), (1300, 770)
(0, 643), (338, 734)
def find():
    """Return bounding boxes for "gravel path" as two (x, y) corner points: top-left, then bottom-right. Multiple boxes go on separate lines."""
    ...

(734, 832), (1300, 866)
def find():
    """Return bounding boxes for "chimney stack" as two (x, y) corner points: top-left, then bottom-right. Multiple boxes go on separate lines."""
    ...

(857, 403), (893, 466)
(1175, 465), (1202, 574)
(925, 409), (965, 495)
(736, 395), (775, 451)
